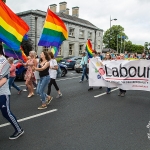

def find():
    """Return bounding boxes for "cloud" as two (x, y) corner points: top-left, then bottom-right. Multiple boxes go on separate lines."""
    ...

(6, 0), (150, 45)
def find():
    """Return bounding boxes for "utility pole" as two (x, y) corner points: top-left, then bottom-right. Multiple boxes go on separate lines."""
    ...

(109, 16), (117, 50)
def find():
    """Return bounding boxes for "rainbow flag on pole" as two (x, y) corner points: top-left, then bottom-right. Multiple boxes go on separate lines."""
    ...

(51, 47), (59, 58)
(0, 0), (29, 50)
(38, 7), (68, 48)
(85, 40), (94, 58)
(3, 44), (27, 62)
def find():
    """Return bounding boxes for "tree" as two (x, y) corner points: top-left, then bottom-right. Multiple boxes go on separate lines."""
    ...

(144, 42), (149, 50)
(131, 44), (144, 54)
(103, 25), (128, 51)
(125, 41), (132, 52)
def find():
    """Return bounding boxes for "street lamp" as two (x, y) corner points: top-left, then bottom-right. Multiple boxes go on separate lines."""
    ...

(109, 16), (117, 51)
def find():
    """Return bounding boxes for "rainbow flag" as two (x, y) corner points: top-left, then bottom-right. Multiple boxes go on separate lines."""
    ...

(3, 44), (27, 62)
(38, 7), (68, 48)
(0, 1), (29, 50)
(86, 40), (94, 58)
(51, 47), (59, 58)
(20, 47), (27, 62)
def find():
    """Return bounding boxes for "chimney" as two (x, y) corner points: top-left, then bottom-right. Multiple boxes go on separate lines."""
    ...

(59, 2), (67, 12)
(65, 8), (69, 15)
(50, 4), (57, 13)
(72, 7), (79, 17)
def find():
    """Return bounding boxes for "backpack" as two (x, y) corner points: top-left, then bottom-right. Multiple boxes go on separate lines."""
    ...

(57, 64), (62, 78)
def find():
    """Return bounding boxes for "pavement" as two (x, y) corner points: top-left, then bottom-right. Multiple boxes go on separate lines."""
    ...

(0, 70), (150, 150)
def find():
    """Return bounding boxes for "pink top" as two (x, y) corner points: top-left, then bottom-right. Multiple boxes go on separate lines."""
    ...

(10, 64), (16, 77)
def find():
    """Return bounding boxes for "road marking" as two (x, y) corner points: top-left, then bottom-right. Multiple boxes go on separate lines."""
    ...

(57, 76), (81, 81)
(0, 109), (57, 128)
(18, 76), (81, 87)
(94, 88), (119, 98)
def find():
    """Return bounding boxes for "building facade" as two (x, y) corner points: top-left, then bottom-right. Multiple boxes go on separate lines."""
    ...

(17, 2), (103, 57)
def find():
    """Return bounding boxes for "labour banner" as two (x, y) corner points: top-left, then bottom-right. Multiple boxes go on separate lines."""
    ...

(89, 58), (150, 91)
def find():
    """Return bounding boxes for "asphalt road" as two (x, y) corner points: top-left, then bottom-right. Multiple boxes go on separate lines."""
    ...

(0, 70), (150, 150)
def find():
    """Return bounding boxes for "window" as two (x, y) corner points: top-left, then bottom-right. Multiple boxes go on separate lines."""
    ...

(97, 40), (100, 49)
(69, 28), (75, 37)
(79, 45), (84, 54)
(58, 46), (61, 55)
(69, 44), (74, 55)
(79, 30), (84, 38)
(88, 31), (92, 39)
(43, 46), (49, 51)
(98, 32), (101, 37)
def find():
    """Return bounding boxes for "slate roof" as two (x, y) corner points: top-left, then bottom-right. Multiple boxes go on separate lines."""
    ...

(17, 10), (103, 31)
(56, 12), (97, 28)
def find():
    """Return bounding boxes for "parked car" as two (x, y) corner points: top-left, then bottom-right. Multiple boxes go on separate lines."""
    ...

(60, 56), (82, 69)
(14, 60), (67, 80)
(74, 59), (89, 73)
(58, 63), (68, 77)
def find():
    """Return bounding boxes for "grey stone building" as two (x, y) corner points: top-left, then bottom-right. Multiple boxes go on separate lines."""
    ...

(17, 2), (103, 57)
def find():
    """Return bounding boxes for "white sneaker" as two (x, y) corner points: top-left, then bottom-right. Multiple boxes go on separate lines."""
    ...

(23, 89), (27, 92)
(56, 93), (62, 98)
(79, 80), (83, 83)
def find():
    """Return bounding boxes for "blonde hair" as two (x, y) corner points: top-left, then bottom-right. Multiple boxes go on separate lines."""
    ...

(29, 51), (35, 57)
(8, 57), (14, 63)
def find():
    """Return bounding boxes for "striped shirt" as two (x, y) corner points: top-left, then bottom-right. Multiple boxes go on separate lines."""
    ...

(0, 55), (10, 96)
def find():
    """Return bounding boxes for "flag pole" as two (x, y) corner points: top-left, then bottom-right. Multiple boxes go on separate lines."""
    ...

(117, 35), (118, 54)
(121, 36), (122, 53)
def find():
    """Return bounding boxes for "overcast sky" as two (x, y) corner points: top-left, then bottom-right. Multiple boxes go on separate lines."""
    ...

(6, 0), (150, 46)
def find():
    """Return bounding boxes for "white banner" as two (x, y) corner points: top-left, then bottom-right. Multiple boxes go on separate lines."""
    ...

(89, 58), (150, 91)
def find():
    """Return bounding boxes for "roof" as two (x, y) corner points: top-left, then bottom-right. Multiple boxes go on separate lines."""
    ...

(17, 10), (103, 31)
(57, 12), (97, 28)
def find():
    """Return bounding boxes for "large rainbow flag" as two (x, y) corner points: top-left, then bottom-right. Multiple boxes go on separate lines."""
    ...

(0, 0), (29, 50)
(38, 7), (68, 48)
(85, 40), (94, 58)
(3, 44), (27, 62)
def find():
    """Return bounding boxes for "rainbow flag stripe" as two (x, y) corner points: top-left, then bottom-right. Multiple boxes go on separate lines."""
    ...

(3, 44), (27, 62)
(38, 8), (68, 48)
(20, 47), (27, 62)
(86, 40), (94, 58)
(51, 47), (59, 58)
(0, 1), (29, 50)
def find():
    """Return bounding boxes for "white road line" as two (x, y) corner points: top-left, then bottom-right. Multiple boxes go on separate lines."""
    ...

(0, 109), (57, 128)
(18, 76), (81, 87)
(56, 76), (81, 81)
(94, 88), (119, 98)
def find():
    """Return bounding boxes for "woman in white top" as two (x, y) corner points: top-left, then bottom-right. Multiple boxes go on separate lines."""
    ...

(46, 51), (62, 104)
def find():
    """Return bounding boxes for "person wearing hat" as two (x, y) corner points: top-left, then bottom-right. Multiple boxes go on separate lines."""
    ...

(79, 52), (88, 83)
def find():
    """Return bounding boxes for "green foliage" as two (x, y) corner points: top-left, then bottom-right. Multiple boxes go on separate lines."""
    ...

(103, 25), (144, 53)
(125, 41), (132, 52)
(103, 25), (128, 51)
(131, 44), (144, 54)
(144, 42), (150, 50)
(56, 57), (62, 62)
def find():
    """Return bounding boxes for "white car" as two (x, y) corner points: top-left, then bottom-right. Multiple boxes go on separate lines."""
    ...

(74, 59), (89, 73)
